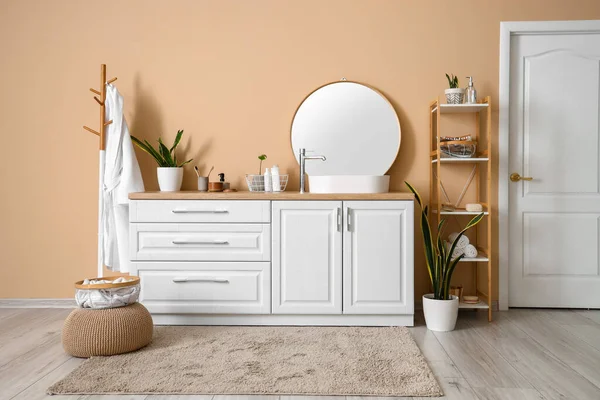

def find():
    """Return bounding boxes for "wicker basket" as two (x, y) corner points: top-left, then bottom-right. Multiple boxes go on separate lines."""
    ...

(441, 140), (477, 158)
(74, 276), (140, 309)
(246, 174), (289, 192)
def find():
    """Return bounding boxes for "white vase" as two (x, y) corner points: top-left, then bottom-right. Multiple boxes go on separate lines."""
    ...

(422, 294), (459, 332)
(444, 88), (465, 104)
(157, 167), (183, 192)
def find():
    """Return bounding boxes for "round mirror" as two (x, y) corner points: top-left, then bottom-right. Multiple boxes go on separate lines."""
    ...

(291, 81), (400, 176)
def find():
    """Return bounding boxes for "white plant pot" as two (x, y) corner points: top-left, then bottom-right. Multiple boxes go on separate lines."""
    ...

(422, 294), (459, 332)
(157, 167), (183, 192)
(445, 88), (465, 104)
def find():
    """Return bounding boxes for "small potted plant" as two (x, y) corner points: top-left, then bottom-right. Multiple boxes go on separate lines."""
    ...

(405, 182), (483, 331)
(445, 73), (465, 104)
(131, 129), (193, 191)
(246, 154), (268, 191)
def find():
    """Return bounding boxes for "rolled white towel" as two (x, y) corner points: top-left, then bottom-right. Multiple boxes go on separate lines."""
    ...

(445, 241), (465, 259)
(465, 203), (483, 212)
(448, 232), (469, 249)
(464, 244), (478, 258)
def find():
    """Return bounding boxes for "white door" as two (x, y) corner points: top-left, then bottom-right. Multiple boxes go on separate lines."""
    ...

(272, 201), (342, 314)
(509, 31), (600, 307)
(343, 201), (414, 314)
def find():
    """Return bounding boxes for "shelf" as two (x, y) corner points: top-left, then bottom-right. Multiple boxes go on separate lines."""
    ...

(431, 103), (489, 114)
(458, 251), (489, 263)
(432, 208), (489, 216)
(459, 301), (490, 309)
(431, 157), (489, 164)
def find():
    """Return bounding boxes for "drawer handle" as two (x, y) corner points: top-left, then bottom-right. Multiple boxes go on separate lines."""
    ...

(171, 209), (229, 214)
(172, 277), (230, 283)
(172, 240), (229, 245)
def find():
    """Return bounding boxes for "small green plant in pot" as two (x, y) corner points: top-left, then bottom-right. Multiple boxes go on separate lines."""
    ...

(445, 73), (465, 104)
(405, 182), (483, 331)
(131, 129), (193, 192)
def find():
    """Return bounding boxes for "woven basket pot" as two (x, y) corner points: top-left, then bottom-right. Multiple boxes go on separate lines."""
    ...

(445, 88), (465, 104)
(62, 302), (153, 357)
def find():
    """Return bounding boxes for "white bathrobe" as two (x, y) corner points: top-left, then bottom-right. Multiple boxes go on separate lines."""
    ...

(102, 84), (144, 272)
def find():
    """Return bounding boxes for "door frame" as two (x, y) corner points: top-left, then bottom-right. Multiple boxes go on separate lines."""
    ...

(498, 20), (600, 310)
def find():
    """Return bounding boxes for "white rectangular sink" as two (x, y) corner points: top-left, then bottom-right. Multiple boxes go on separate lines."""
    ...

(308, 175), (390, 194)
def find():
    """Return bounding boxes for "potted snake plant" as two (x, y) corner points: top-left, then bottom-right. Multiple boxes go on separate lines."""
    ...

(131, 130), (193, 191)
(445, 73), (465, 104)
(405, 182), (483, 331)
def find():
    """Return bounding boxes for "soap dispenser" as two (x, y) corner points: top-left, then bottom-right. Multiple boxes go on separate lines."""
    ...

(465, 76), (477, 104)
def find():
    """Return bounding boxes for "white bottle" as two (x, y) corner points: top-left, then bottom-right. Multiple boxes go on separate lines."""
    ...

(264, 167), (272, 192)
(271, 164), (281, 192)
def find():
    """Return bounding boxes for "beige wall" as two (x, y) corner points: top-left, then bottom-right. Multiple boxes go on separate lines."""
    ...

(2, 0), (600, 299)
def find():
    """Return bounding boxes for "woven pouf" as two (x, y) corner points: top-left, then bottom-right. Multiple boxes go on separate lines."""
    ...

(62, 302), (153, 358)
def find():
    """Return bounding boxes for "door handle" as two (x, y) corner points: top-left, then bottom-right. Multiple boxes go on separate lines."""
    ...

(336, 207), (341, 232)
(172, 240), (229, 245)
(172, 277), (229, 283)
(346, 208), (352, 231)
(510, 173), (533, 182)
(172, 209), (229, 214)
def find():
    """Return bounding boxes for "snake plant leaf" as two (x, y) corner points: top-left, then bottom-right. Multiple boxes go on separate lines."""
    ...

(443, 255), (465, 300)
(178, 158), (193, 167)
(130, 135), (155, 158)
(405, 181), (423, 209)
(170, 129), (184, 154)
(405, 182), (435, 283)
(158, 138), (175, 167)
(142, 139), (167, 167)
(131, 135), (166, 166)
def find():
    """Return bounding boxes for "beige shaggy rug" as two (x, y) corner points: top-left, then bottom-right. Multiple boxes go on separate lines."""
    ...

(48, 326), (442, 397)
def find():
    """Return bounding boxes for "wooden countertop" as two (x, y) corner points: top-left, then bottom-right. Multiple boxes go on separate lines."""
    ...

(129, 191), (414, 200)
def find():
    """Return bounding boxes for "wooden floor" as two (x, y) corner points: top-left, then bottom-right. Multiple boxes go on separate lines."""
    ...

(1, 308), (600, 400)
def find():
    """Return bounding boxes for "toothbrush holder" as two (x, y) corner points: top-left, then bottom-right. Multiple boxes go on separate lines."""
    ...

(197, 177), (208, 192)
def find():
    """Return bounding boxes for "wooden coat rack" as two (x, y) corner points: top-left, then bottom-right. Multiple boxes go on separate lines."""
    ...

(83, 64), (117, 150)
(83, 64), (117, 277)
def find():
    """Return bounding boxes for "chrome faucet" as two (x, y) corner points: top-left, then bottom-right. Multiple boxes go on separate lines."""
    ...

(299, 148), (326, 193)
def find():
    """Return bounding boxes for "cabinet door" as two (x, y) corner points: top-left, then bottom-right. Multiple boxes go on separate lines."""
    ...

(272, 201), (342, 314)
(343, 201), (414, 314)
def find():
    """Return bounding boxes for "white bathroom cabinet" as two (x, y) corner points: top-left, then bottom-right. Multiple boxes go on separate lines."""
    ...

(272, 201), (342, 314)
(343, 201), (413, 315)
(129, 192), (414, 326)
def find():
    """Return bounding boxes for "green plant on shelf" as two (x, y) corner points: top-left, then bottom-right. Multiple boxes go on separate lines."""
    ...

(445, 73), (460, 89)
(405, 181), (483, 300)
(131, 129), (193, 167)
(258, 154), (267, 174)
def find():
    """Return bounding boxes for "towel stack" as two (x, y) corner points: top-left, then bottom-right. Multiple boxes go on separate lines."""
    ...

(446, 232), (478, 259)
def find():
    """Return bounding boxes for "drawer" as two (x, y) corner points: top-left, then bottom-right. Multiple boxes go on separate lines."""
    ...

(130, 223), (270, 261)
(129, 200), (270, 223)
(137, 262), (270, 314)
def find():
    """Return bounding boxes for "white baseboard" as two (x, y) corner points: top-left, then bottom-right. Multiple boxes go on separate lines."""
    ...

(0, 298), (76, 308)
(1, 298), (499, 312)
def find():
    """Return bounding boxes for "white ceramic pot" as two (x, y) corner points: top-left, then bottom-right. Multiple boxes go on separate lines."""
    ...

(157, 167), (183, 192)
(444, 88), (465, 104)
(422, 294), (459, 332)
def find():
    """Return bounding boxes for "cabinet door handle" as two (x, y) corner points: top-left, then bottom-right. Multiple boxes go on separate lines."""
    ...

(336, 207), (341, 232)
(347, 208), (352, 231)
(172, 277), (229, 283)
(172, 209), (229, 214)
(172, 240), (229, 245)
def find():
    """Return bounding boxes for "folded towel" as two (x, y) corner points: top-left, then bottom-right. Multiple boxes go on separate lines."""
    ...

(464, 244), (478, 258)
(445, 241), (465, 259)
(448, 232), (469, 249)
(465, 203), (483, 212)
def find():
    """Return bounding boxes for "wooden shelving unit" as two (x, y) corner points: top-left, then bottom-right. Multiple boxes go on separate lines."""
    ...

(429, 96), (493, 321)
